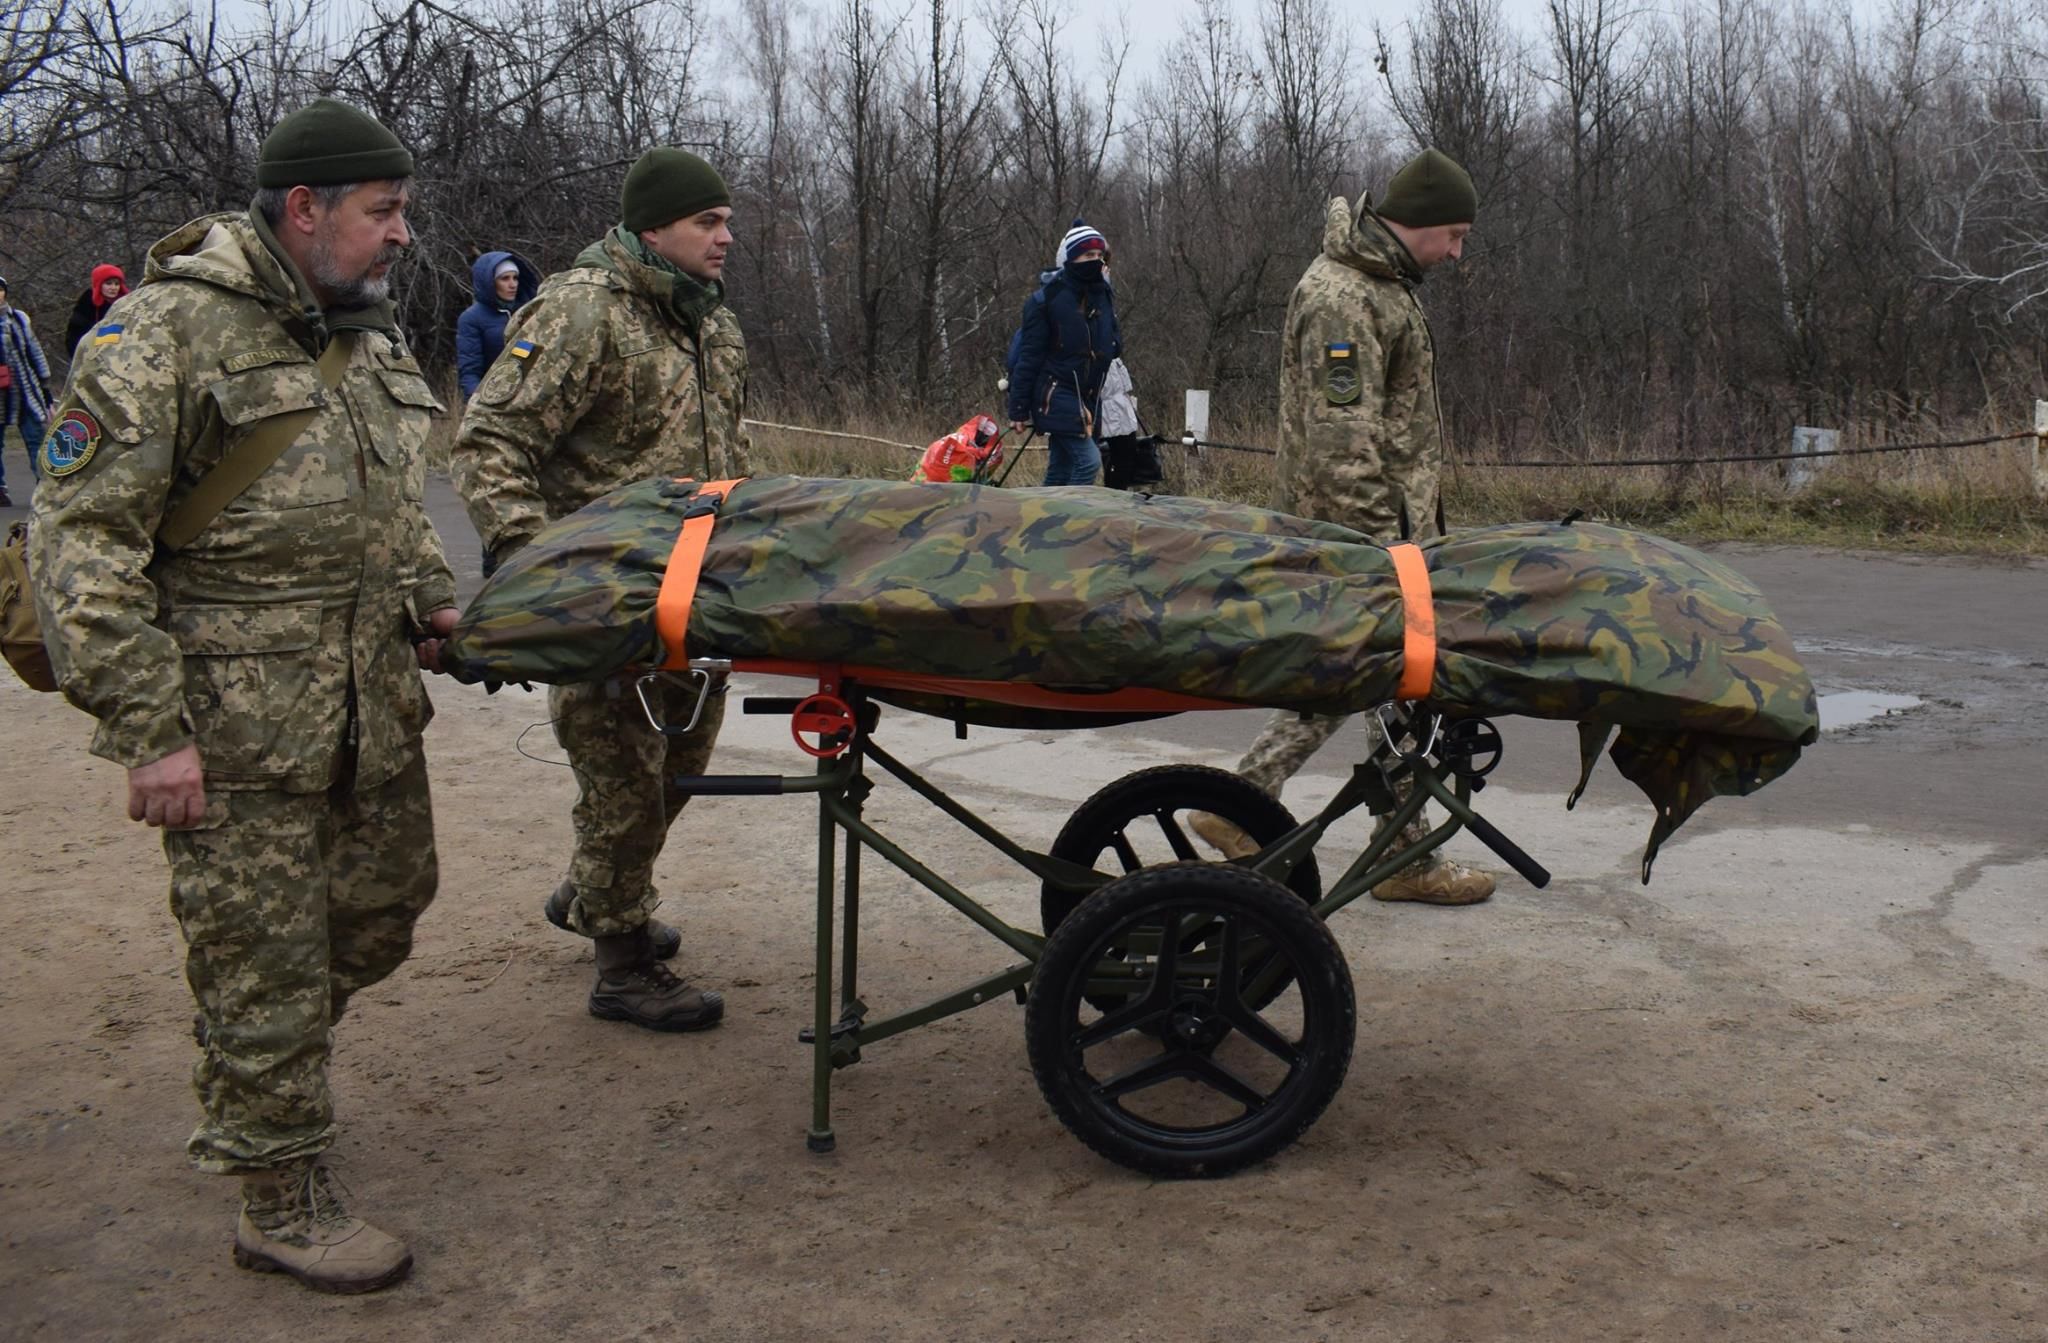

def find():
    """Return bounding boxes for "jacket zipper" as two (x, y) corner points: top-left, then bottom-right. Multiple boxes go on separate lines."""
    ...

(694, 328), (711, 478)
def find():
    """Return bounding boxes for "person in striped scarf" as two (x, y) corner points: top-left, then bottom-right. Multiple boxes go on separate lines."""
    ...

(0, 275), (55, 505)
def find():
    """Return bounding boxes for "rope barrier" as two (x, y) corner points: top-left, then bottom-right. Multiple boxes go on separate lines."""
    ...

(743, 419), (922, 452)
(1179, 428), (2035, 467)
(745, 418), (1048, 455)
(747, 418), (2035, 470)
(1472, 429), (2035, 469)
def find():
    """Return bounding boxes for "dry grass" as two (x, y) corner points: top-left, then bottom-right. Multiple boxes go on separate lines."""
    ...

(419, 399), (2048, 557)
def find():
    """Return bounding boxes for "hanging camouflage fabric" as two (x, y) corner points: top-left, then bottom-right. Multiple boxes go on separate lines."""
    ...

(443, 475), (1819, 872)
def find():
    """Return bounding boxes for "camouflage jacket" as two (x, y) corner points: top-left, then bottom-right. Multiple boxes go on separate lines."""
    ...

(1275, 196), (1444, 543)
(449, 228), (752, 562)
(29, 211), (456, 792)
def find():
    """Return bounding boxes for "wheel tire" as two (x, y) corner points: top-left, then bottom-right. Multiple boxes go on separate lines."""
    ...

(1041, 765), (1321, 935)
(1025, 862), (1355, 1178)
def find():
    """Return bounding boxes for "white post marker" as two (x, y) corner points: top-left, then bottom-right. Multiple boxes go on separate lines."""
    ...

(2034, 399), (2047, 501)
(1788, 426), (1836, 492)
(1184, 390), (1211, 449)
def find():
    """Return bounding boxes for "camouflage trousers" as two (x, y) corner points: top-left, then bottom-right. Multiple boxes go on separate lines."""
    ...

(548, 674), (727, 938)
(165, 747), (436, 1175)
(1235, 709), (1438, 872)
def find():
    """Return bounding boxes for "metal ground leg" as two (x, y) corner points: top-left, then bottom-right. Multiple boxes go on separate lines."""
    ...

(808, 769), (838, 1154)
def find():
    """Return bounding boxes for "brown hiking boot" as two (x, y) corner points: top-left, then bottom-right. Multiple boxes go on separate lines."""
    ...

(544, 881), (681, 960)
(1189, 811), (1260, 861)
(1372, 859), (1496, 906)
(589, 928), (725, 1032)
(233, 1161), (412, 1294)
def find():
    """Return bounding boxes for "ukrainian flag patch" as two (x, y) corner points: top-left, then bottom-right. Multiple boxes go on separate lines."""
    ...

(1324, 341), (1361, 405)
(93, 323), (124, 346)
(509, 339), (537, 359)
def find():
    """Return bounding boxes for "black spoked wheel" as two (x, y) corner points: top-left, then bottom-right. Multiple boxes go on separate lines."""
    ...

(1024, 862), (1355, 1178)
(1042, 766), (1322, 1014)
(1041, 765), (1321, 934)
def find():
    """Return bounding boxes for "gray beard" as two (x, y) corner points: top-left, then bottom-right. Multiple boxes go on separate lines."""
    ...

(309, 233), (398, 307)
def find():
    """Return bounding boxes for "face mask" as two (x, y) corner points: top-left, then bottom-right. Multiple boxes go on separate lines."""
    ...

(1067, 259), (1105, 285)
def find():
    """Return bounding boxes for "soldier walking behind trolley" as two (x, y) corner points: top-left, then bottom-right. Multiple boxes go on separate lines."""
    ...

(30, 99), (459, 1292)
(451, 147), (751, 1033)
(1194, 148), (1498, 906)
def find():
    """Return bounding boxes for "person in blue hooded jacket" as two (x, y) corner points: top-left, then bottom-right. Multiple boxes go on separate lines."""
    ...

(454, 250), (540, 399)
(1005, 220), (1122, 485)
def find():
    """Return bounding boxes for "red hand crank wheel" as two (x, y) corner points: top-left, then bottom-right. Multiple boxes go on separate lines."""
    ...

(791, 694), (857, 758)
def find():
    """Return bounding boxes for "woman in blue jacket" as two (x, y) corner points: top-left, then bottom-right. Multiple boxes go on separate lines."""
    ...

(455, 250), (540, 399)
(1005, 220), (1122, 485)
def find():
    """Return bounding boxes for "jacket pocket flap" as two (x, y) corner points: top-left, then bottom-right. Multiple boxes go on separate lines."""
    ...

(206, 364), (325, 428)
(167, 603), (322, 655)
(377, 367), (444, 411)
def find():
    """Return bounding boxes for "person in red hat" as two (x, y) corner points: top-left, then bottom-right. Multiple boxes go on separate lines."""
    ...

(64, 263), (130, 357)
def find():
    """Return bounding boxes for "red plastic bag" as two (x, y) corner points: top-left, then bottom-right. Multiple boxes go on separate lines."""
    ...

(912, 416), (1005, 483)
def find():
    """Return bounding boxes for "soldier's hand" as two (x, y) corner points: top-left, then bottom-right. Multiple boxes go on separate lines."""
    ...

(128, 745), (206, 829)
(414, 606), (460, 674)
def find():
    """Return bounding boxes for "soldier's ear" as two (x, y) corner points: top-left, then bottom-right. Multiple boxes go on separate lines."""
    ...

(280, 185), (324, 238)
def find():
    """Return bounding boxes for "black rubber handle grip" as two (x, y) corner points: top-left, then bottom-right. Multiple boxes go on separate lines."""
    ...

(669, 774), (788, 795)
(1460, 809), (1551, 889)
(742, 697), (805, 714)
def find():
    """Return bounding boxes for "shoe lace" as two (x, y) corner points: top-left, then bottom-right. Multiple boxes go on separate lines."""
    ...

(633, 959), (687, 992)
(298, 1163), (357, 1228)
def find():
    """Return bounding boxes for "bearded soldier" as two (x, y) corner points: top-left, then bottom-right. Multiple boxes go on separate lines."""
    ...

(30, 100), (456, 1292)
(451, 147), (750, 1033)
(1194, 148), (1498, 906)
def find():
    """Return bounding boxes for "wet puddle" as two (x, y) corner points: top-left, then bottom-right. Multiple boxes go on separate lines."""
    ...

(1817, 691), (1923, 731)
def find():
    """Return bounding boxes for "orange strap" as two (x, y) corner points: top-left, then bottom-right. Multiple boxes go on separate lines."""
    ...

(1387, 542), (1437, 701)
(655, 478), (746, 669)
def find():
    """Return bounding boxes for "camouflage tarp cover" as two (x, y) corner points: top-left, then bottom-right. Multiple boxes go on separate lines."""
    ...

(445, 476), (1819, 873)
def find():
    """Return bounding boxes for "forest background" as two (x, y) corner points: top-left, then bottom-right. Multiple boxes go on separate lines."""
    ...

(4, 0), (2046, 545)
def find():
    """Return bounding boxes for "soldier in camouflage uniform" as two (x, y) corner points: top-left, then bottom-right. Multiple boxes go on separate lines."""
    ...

(451, 147), (750, 1032)
(29, 100), (456, 1293)
(1194, 148), (1496, 905)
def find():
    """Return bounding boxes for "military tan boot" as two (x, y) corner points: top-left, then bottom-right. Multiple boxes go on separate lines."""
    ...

(589, 928), (725, 1032)
(233, 1162), (412, 1294)
(1372, 859), (1497, 906)
(1189, 811), (1261, 861)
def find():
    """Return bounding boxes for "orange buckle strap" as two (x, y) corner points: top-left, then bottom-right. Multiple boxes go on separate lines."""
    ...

(1386, 542), (1437, 701)
(655, 478), (748, 669)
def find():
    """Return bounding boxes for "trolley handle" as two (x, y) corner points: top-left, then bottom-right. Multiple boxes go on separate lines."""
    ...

(670, 773), (799, 796)
(1460, 809), (1551, 889)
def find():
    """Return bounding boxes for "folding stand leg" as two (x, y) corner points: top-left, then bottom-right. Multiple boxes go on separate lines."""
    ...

(808, 772), (838, 1154)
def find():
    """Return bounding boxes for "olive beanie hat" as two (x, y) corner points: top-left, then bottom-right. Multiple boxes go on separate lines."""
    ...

(622, 148), (731, 233)
(1376, 148), (1478, 228)
(257, 98), (415, 187)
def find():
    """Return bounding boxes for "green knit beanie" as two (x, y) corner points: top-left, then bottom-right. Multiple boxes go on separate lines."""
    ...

(1376, 149), (1477, 227)
(621, 148), (731, 233)
(257, 98), (415, 188)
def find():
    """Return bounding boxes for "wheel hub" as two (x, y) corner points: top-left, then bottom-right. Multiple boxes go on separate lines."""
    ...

(1169, 997), (1225, 1048)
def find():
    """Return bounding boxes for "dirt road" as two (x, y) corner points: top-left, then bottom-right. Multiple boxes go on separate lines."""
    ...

(3, 472), (2043, 1341)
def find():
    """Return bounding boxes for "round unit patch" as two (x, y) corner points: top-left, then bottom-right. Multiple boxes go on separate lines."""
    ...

(1325, 364), (1361, 405)
(42, 409), (102, 476)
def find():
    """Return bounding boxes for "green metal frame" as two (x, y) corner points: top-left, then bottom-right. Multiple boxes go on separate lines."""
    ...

(668, 678), (1521, 1155)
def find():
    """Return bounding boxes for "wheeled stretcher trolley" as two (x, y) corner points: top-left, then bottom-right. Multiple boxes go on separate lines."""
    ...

(444, 474), (1819, 1176)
